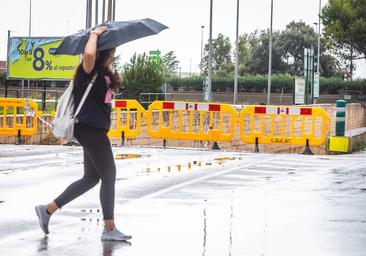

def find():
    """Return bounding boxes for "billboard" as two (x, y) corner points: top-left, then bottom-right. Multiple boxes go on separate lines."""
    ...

(7, 37), (80, 80)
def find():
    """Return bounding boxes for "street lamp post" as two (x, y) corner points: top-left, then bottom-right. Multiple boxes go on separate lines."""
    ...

(200, 25), (205, 74)
(27, 0), (32, 98)
(207, 0), (213, 102)
(233, 0), (240, 104)
(29, 0), (32, 36)
(317, 0), (321, 75)
(313, 0), (321, 104)
(267, 0), (273, 105)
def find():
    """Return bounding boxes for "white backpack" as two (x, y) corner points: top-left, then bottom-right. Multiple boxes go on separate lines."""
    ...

(52, 73), (97, 141)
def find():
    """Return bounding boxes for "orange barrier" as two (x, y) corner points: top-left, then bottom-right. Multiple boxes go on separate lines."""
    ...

(108, 100), (145, 139)
(0, 98), (41, 136)
(239, 105), (331, 146)
(147, 101), (238, 141)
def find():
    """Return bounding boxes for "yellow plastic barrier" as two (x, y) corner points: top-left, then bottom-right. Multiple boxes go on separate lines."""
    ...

(147, 101), (238, 141)
(108, 99), (145, 138)
(0, 98), (41, 136)
(239, 105), (331, 146)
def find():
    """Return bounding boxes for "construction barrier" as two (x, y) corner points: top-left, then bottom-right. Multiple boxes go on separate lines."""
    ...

(147, 101), (238, 141)
(108, 100), (145, 140)
(0, 98), (41, 136)
(239, 105), (331, 146)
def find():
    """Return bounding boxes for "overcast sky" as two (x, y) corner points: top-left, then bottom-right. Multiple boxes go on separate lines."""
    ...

(1, 0), (365, 77)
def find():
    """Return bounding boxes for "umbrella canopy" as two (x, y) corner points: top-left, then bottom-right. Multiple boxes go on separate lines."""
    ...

(55, 18), (168, 55)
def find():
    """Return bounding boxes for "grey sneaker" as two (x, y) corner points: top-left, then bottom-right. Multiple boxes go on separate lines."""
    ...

(101, 227), (132, 241)
(35, 205), (51, 235)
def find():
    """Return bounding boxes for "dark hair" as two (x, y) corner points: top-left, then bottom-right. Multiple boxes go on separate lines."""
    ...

(74, 49), (122, 91)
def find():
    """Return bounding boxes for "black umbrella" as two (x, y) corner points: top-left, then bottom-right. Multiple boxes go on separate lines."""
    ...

(55, 18), (168, 55)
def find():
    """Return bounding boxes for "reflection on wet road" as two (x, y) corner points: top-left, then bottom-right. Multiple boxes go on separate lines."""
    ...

(0, 145), (365, 256)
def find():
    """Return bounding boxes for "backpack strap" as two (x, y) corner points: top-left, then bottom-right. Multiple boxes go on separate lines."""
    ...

(74, 72), (98, 118)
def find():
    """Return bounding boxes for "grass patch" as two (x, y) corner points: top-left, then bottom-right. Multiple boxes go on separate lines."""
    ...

(353, 137), (366, 152)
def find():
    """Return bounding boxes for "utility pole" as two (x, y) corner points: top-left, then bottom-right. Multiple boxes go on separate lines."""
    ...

(233, 0), (240, 104)
(267, 0), (273, 105)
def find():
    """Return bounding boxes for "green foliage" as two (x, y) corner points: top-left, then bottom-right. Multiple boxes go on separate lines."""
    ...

(161, 51), (179, 78)
(166, 75), (366, 94)
(353, 137), (366, 152)
(198, 21), (345, 78)
(278, 21), (318, 75)
(201, 33), (232, 74)
(322, 0), (366, 58)
(122, 53), (164, 99)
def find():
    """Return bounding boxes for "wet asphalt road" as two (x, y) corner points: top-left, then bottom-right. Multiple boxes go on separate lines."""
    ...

(0, 145), (365, 256)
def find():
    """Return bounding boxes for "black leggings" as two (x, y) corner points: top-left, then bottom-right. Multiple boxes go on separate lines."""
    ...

(54, 124), (116, 220)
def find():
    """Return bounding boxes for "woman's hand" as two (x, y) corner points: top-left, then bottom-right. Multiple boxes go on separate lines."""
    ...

(90, 26), (108, 37)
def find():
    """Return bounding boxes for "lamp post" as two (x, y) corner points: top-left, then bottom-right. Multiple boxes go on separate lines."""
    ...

(317, 0), (321, 75)
(200, 25), (205, 74)
(267, 0), (273, 105)
(313, 0), (321, 104)
(233, 0), (239, 104)
(27, 0), (32, 98)
(29, 0), (32, 36)
(207, 0), (213, 102)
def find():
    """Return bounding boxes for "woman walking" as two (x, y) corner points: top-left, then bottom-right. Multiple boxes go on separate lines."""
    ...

(35, 26), (131, 241)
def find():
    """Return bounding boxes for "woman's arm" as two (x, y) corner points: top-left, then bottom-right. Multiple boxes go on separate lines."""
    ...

(82, 26), (108, 74)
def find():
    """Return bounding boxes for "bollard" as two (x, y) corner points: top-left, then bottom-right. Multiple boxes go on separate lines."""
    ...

(335, 100), (346, 136)
(163, 139), (167, 148)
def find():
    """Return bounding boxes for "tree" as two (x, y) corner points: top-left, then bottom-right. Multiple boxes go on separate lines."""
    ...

(247, 30), (287, 74)
(161, 51), (179, 78)
(200, 33), (232, 75)
(278, 21), (318, 75)
(319, 54), (341, 77)
(322, 0), (366, 59)
(122, 53), (164, 99)
(236, 32), (258, 75)
(321, 0), (366, 79)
